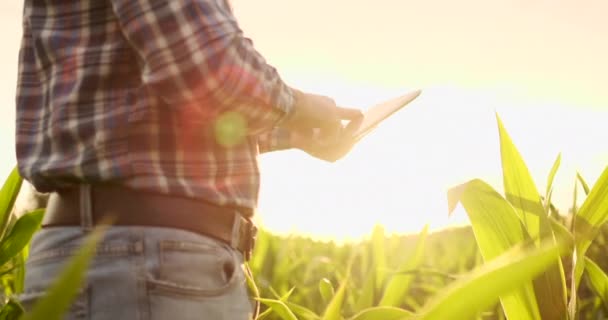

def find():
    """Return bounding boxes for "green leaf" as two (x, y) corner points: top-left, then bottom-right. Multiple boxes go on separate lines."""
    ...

(448, 179), (539, 319)
(497, 114), (544, 239)
(584, 257), (608, 309)
(497, 114), (567, 319)
(319, 278), (335, 304)
(572, 166), (608, 286)
(379, 225), (428, 307)
(577, 172), (591, 196)
(13, 245), (29, 294)
(257, 298), (298, 320)
(418, 240), (566, 320)
(371, 224), (387, 290)
(322, 275), (349, 320)
(549, 217), (574, 247)
(0, 210), (44, 267)
(0, 298), (25, 320)
(0, 167), (23, 240)
(571, 175), (579, 219)
(545, 153), (561, 203)
(570, 166), (608, 317)
(20, 225), (107, 320)
(250, 228), (270, 274)
(348, 306), (414, 320)
(284, 301), (321, 320)
(355, 268), (376, 310)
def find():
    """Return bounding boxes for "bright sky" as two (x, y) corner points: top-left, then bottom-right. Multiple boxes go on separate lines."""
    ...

(1, 1), (607, 241)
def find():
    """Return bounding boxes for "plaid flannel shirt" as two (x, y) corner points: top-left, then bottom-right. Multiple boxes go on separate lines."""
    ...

(16, 0), (295, 212)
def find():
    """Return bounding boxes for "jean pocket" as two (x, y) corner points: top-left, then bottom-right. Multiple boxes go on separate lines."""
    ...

(148, 239), (240, 298)
(17, 286), (90, 320)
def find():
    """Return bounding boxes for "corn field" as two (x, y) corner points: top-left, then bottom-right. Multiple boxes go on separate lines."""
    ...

(0, 114), (607, 319)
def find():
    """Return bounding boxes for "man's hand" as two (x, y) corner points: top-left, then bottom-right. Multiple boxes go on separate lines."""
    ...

(290, 117), (364, 162)
(281, 89), (362, 140)
(280, 89), (364, 162)
(282, 89), (363, 162)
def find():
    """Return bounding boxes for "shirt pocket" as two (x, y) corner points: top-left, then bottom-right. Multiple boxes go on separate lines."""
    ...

(147, 239), (240, 298)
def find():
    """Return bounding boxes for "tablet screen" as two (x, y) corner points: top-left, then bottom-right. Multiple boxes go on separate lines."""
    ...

(352, 89), (422, 139)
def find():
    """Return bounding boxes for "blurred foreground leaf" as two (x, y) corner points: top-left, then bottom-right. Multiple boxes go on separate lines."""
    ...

(0, 168), (23, 240)
(497, 114), (567, 319)
(417, 240), (566, 320)
(20, 224), (107, 320)
(448, 179), (540, 319)
(0, 210), (43, 267)
(0, 298), (24, 320)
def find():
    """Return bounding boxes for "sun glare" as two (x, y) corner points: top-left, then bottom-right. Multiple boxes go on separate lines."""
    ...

(256, 83), (608, 241)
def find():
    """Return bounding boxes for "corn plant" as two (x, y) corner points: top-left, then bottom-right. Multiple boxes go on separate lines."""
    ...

(448, 114), (608, 319)
(249, 228), (566, 320)
(0, 167), (104, 320)
(249, 115), (580, 319)
(249, 113), (608, 320)
(0, 167), (43, 319)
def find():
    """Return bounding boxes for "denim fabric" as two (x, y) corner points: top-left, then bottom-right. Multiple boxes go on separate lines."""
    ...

(19, 226), (255, 320)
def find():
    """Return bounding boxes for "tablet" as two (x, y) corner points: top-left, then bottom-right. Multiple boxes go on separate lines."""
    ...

(351, 89), (422, 140)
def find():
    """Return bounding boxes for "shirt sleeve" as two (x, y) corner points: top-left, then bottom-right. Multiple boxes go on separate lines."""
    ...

(257, 128), (293, 154)
(109, 0), (294, 134)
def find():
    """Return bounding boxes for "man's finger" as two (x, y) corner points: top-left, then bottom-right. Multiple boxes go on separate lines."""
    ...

(344, 116), (364, 136)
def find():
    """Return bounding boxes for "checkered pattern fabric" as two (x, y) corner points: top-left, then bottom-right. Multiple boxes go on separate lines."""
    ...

(16, 0), (295, 211)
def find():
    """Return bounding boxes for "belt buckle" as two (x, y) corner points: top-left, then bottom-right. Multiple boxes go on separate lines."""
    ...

(237, 216), (257, 261)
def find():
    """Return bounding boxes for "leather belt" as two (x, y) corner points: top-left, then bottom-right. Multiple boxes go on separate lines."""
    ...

(42, 185), (258, 260)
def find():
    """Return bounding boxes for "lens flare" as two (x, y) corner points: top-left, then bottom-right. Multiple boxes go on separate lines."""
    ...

(214, 111), (247, 147)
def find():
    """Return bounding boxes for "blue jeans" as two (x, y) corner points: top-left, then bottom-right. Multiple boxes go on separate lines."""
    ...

(19, 226), (256, 319)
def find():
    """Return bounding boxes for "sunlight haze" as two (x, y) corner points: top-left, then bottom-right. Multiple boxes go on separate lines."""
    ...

(1, 1), (607, 241)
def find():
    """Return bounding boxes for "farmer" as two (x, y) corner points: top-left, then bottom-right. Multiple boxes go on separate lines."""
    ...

(15, 1), (361, 319)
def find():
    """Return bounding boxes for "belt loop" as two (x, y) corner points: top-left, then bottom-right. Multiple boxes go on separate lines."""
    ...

(79, 184), (94, 231)
(230, 213), (242, 250)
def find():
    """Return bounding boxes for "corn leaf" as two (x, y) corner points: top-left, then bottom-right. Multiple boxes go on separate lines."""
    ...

(549, 217), (574, 247)
(448, 179), (539, 319)
(355, 267), (375, 310)
(0, 210), (43, 267)
(371, 224), (387, 291)
(0, 298), (24, 320)
(348, 306), (414, 320)
(319, 278), (335, 304)
(545, 153), (561, 203)
(497, 114), (544, 238)
(0, 167), (23, 241)
(250, 229), (270, 274)
(379, 225), (428, 307)
(322, 275), (349, 320)
(284, 301), (321, 320)
(584, 257), (608, 309)
(13, 245), (29, 294)
(418, 240), (566, 320)
(20, 225), (107, 320)
(572, 166), (608, 287)
(257, 298), (298, 320)
(497, 114), (567, 319)
(577, 172), (591, 196)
